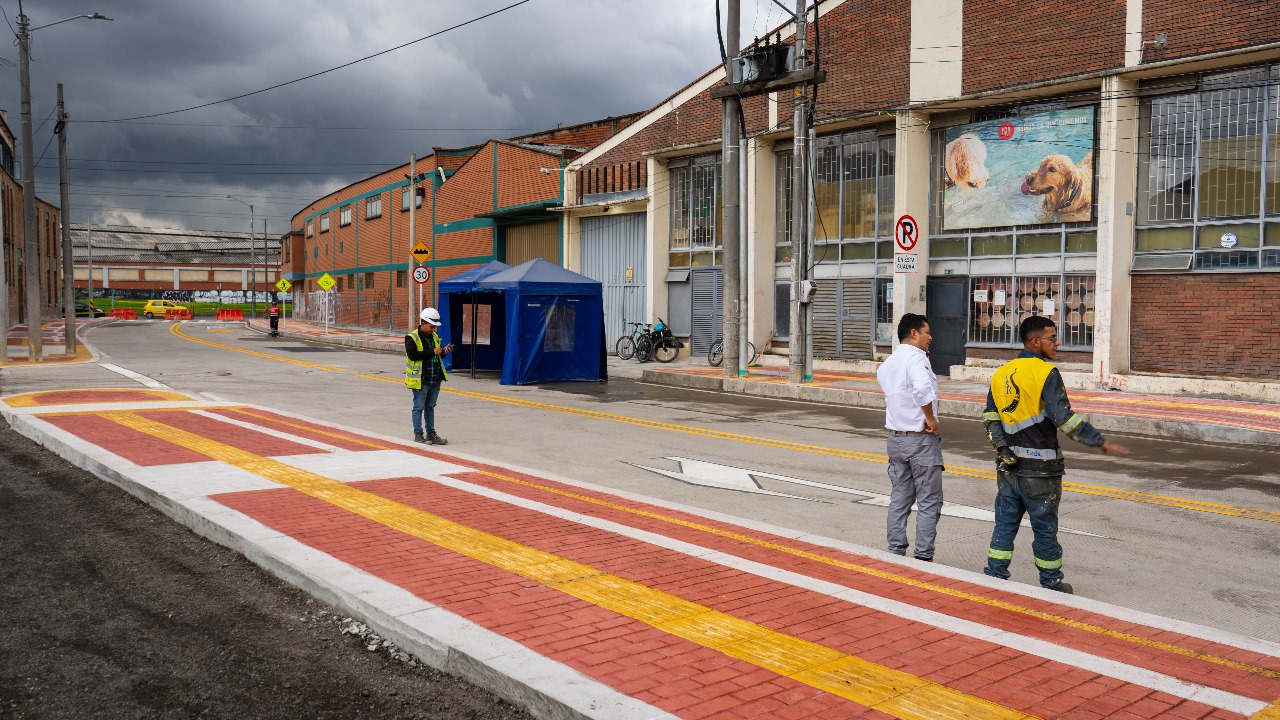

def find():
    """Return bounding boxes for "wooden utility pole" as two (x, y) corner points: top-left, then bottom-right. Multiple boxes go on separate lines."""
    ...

(720, 0), (741, 378)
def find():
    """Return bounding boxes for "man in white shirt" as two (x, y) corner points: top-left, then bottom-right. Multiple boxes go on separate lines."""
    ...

(875, 313), (943, 562)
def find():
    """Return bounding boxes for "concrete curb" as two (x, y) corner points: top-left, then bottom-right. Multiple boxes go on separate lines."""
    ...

(1, 407), (674, 720)
(642, 369), (1280, 447)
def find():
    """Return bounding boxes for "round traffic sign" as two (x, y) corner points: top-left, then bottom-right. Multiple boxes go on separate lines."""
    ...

(895, 214), (919, 252)
(412, 266), (431, 284)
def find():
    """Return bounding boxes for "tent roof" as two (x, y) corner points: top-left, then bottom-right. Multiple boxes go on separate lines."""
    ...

(477, 258), (601, 294)
(438, 260), (511, 293)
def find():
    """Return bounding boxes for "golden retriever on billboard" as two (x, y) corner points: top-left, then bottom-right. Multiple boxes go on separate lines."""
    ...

(944, 133), (990, 190)
(1022, 152), (1094, 223)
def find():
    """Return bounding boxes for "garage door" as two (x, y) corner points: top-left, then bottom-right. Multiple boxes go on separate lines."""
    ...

(581, 213), (646, 350)
(505, 221), (560, 266)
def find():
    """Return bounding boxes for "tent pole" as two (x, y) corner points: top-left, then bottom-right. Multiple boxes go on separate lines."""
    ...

(470, 291), (477, 379)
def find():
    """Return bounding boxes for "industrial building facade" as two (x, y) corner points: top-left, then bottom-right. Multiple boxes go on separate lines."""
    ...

(1, 109), (62, 325)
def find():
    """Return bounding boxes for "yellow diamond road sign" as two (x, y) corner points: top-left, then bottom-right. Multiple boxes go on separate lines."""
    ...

(317, 272), (335, 291)
(411, 241), (432, 263)
(276, 278), (292, 293)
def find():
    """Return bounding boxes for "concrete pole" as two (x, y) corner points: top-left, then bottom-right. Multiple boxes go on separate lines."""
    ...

(408, 154), (417, 330)
(721, 0), (741, 378)
(0, 176), (8, 364)
(787, 0), (809, 384)
(1093, 75), (1139, 381)
(17, 6), (43, 360)
(57, 84), (74, 354)
(249, 204), (256, 317)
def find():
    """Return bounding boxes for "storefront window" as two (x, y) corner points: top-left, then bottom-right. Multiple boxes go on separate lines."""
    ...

(668, 154), (721, 267)
(970, 275), (1095, 348)
(1136, 64), (1280, 270)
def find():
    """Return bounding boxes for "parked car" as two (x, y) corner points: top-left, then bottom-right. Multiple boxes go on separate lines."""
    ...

(142, 299), (189, 318)
(73, 302), (107, 318)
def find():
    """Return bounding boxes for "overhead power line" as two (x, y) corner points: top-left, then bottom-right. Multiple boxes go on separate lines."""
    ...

(80, 0), (533, 124)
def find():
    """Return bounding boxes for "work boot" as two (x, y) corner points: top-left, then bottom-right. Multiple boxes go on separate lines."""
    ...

(413, 433), (427, 443)
(913, 556), (933, 562)
(1047, 581), (1074, 594)
(427, 431), (448, 446)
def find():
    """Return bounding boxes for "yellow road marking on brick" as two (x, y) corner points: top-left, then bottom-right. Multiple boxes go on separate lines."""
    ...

(2, 388), (192, 407)
(465, 467), (1280, 682)
(1252, 699), (1280, 719)
(100, 408), (1036, 720)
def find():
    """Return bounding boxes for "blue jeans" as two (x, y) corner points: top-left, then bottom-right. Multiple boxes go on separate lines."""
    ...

(411, 383), (442, 436)
(984, 469), (1065, 588)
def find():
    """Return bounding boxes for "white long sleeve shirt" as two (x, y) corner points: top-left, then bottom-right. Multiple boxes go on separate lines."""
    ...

(876, 343), (938, 432)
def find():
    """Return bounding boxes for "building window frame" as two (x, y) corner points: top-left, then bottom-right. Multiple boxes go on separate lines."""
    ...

(401, 189), (423, 211)
(319, 215), (330, 233)
(339, 205), (352, 227)
(366, 196), (382, 220)
(1135, 63), (1280, 272)
(668, 153), (722, 268)
(305, 221), (313, 238)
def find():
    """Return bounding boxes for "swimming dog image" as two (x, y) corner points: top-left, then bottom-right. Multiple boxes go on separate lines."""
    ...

(944, 133), (990, 190)
(1022, 151), (1094, 222)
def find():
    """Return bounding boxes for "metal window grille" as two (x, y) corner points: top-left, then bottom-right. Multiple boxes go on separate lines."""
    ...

(1198, 69), (1266, 219)
(970, 276), (1014, 345)
(1060, 275), (1096, 347)
(669, 165), (691, 251)
(775, 150), (793, 261)
(814, 137), (841, 242)
(841, 134), (877, 239)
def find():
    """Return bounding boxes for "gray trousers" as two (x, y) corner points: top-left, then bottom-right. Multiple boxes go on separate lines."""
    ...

(886, 432), (945, 559)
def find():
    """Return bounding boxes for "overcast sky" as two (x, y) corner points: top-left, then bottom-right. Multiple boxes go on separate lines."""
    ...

(0, 0), (790, 233)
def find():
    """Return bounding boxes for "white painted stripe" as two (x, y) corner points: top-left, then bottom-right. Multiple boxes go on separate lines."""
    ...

(412, 472), (1268, 716)
(98, 362), (171, 389)
(3, 400), (238, 416)
(189, 409), (351, 452)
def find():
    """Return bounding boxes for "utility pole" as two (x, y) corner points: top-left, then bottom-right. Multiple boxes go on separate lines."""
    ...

(17, 3), (42, 360)
(0, 178), (8, 365)
(57, 83), (74, 355)
(408, 153), (418, 330)
(787, 0), (810, 384)
(262, 218), (268, 308)
(720, 0), (741, 379)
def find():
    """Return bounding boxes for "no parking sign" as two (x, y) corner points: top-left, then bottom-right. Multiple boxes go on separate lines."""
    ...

(895, 214), (919, 252)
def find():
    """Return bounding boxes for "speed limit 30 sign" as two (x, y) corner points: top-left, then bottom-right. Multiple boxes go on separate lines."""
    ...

(412, 266), (431, 284)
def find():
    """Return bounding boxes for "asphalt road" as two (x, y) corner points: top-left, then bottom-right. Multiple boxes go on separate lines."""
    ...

(0, 417), (532, 720)
(1, 319), (1277, 716)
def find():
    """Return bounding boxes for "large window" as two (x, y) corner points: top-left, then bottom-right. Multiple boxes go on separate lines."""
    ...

(1137, 65), (1280, 270)
(319, 215), (330, 233)
(668, 154), (721, 267)
(812, 130), (896, 257)
(970, 274), (1095, 349)
(401, 188), (423, 211)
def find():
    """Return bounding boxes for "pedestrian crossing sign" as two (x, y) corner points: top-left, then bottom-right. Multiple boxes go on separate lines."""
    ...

(317, 273), (335, 291)
(276, 278), (292, 293)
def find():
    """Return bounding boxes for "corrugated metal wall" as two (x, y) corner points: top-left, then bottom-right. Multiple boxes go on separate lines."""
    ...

(505, 221), (560, 266)
(812, 278), (873, 360)
(580, 213), (646, 350)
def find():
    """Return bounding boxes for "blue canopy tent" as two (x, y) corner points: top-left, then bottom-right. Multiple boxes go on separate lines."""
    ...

(438, 260), (509, 376)
(476, 258), (608, 385)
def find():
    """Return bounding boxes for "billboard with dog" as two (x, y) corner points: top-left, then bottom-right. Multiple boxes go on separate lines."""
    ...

(942, 106), (1096, 230)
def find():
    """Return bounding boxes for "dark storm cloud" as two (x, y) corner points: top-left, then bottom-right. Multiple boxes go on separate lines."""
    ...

(0, 0), (787, 230)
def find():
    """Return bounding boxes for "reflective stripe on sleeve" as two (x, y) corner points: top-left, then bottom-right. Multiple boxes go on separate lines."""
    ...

(982, 412), (1001, 422)
(1034, 555), (1063, 570)
(988, 548), (1013, 561)
(1060, 413), (1084, 433)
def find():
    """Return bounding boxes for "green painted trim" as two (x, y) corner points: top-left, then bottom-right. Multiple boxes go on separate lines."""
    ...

(434, 217), (494, 235)
(303, 185), (402, 223)
(491, 198), (561, 214)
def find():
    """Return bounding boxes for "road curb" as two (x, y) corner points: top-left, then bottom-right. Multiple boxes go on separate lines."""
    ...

(642, 368), (1280, 446)
(1, 406), (673, 720)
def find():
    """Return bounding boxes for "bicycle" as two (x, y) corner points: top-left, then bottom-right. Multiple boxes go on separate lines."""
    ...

(614, 321), (650, 360)
(707, 338), (759, 367)
(636, 318), (680, 363)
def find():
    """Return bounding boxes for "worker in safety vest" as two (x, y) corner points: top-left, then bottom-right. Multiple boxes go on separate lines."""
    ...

(405, 307), (453, 445)
(982, 315), (1128, 594)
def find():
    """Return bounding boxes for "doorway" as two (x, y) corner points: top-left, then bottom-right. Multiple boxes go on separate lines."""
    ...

(925, 276), (968, 376)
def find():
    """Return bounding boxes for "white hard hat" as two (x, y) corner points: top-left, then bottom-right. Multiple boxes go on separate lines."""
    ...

(420, 307), (441, 325)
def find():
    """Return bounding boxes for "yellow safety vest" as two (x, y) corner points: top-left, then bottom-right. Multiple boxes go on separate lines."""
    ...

(989, 356), (1056, 435)
(404, 329), (447, 389)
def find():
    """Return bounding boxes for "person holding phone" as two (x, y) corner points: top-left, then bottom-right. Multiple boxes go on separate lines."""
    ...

(405, 307), (452, 445)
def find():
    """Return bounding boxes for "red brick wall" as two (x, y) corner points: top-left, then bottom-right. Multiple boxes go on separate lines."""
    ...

(436, 145), (496, 224)
(962, 0), (1125, 95)
(1131, 274), (1280, 380)
(496, 144), (561, 209)
(1143, 0), (1280, 62)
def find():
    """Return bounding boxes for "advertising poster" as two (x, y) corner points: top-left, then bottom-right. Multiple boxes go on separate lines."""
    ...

(943, 106), (1096, 230)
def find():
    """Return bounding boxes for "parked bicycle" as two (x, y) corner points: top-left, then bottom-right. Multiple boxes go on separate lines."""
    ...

(707, 338), (759, 367)
(636, 318), (681, 363)
(614, 321), (650, 360)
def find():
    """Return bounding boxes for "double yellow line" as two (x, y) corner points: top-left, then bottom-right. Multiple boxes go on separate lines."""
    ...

(169, 321), (1280, 524)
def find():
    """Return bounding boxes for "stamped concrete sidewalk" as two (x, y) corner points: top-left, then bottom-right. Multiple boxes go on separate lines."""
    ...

(3, 387), (1278, 720)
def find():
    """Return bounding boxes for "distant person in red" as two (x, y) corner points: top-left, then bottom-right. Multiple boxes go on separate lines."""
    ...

(268, 302), (281, 337)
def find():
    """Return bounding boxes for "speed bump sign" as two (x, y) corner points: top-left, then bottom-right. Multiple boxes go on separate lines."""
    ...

(276, 278), (292, 293)
(411, 241), (432, 263)
(317, 272), (335, 291)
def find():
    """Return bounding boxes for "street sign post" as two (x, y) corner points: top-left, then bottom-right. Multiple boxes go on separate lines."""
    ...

(316, 273), (335, 334)
(413, 266), (431, 284)
(316, 273), (335, 291)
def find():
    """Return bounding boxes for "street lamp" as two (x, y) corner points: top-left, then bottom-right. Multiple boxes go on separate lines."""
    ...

(14, 2), (111, 361)
(227, 195), (255, 317)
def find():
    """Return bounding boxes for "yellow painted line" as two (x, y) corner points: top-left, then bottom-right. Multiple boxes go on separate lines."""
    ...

(99, 409), (1035, 720)
(1083, 394), (1280, 420)
(169, 322), (343, 371)
(163, 323), (1280, 524)
(358, 373), (1280, 524)
(2, 388), (193, 407)
(464, 467), (1280, 682)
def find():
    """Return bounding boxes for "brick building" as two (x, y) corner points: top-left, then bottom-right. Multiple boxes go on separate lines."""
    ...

(557, 0), (1280, 393)
(1, 109), (62, 327)
(284, 115), (639, 331)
